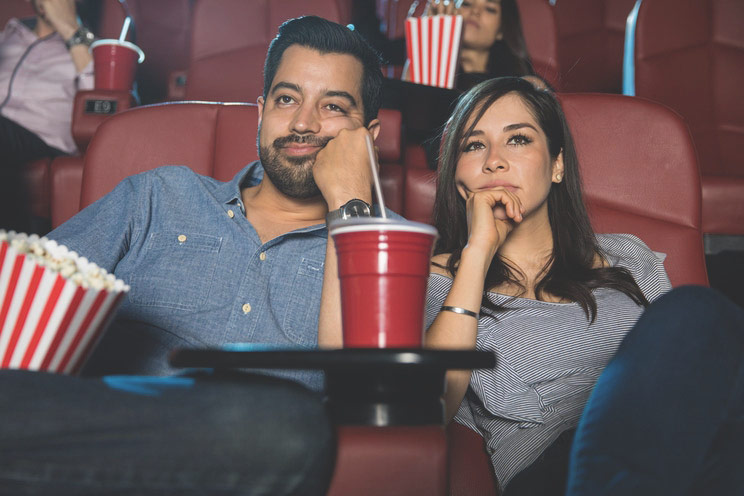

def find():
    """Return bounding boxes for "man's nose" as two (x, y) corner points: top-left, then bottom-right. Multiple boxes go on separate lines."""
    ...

(290, 104), (321, 135)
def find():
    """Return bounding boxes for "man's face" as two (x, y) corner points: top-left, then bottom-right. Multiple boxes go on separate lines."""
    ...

(257, 45), (368, 199)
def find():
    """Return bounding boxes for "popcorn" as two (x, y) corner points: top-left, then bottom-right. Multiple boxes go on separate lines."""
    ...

(405, 15), (463, 89)
(0, 230), (129, 374)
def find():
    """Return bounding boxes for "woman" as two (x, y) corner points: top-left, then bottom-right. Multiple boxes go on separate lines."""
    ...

(423, 0), (534, 88)
(424, 77), (744, 494)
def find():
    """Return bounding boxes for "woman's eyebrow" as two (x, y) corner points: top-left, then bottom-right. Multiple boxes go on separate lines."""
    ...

(503, 123), (538, 132)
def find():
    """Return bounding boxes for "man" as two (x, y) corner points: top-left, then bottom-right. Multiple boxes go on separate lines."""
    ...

(1, 0), (94, 232)
(0, 16), (386, 495)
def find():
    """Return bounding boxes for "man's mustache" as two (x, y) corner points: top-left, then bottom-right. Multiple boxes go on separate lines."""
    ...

(273, 134), (332, 149)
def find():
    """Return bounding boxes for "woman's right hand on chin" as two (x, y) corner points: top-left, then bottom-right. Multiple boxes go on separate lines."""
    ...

(465, 188), (524, 258)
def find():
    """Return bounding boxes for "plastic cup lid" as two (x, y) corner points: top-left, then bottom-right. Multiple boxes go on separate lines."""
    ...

(328, 217), (438, 237)
(90, 39), (145, 63)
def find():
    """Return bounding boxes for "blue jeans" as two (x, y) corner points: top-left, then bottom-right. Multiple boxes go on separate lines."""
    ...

(0, 370), (335, 495)
(566, 286), (744, 495)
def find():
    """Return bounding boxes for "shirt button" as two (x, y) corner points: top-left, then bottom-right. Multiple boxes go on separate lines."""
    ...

(227, 209), (235, 218)
(259, 252), (267, 261)
(242, 303), (252, 314)
(177, 234), (187, 243)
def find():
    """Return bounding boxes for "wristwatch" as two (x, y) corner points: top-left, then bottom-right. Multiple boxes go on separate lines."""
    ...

(325, 199), (372, 225)
(65, 26), (95, 49)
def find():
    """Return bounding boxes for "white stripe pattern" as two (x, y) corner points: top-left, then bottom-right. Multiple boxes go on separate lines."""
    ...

(425, 233), (672, 490)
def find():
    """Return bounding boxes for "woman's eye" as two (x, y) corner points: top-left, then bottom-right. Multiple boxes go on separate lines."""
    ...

(463, 141), (485, 152)
(507, 134), (532, 146)
(486, 7), (499, 14)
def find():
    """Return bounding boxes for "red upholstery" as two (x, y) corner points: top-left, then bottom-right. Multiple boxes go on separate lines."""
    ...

(52, 100), (446, 496)
(327, 426), (447, 496)
(377, 109), (405, 214)
(185, 0), (345, 102)
(23, 158), (52, 222)
(50, 156), (84, 229)
(633, 0), (744, 235)
(516, 0), (637, 92)
(447, 423), (498, 496)
(98, 0), (194, 104)
(72, 89), (135, 152)
(0, 0), (33, 26)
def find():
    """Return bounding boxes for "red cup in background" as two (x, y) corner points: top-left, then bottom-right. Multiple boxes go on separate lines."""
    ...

(330, 219), (438, 348)
(91, 39), (145, 91)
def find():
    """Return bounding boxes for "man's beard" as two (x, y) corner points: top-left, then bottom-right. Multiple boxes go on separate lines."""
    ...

(258, 133), (332, 199)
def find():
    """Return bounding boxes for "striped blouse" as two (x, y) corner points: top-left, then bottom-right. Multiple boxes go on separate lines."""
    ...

(424, 233), (672, 490)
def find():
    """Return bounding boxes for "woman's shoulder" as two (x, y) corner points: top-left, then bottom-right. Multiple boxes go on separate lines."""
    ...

(430, 253), (452, 277)
(595, 233), (672, 300)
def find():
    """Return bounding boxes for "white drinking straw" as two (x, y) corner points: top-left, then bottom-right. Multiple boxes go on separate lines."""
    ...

(119, 16), (131, 43)
(365, 134), (388, 219)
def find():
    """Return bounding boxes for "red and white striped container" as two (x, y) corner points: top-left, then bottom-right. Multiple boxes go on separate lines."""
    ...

(405, 14), (463, 89)
(0, 231), (129, 374)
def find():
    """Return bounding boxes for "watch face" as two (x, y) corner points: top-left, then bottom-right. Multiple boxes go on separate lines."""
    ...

(342, 199), (371, 218)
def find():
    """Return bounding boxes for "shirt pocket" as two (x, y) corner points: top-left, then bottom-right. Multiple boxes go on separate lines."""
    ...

(129, 231), (222, 311)
(282, 257), (324, 348)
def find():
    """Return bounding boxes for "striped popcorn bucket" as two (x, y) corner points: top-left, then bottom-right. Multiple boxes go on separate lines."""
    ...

(0, 232), (129, 375)
(405, 14), (463, 89)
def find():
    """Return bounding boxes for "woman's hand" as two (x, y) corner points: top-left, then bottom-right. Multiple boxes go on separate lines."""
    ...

(465, 187), (524, 259)
(424, 0), (461, 16)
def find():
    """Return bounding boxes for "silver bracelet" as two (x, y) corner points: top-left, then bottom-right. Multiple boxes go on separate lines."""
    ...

(440, 305), (479, 319)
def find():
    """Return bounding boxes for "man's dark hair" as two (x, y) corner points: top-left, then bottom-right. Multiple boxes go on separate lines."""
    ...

(263, 16), (384, 125)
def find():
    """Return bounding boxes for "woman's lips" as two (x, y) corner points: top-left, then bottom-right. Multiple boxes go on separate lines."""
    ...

(478, 182), (518, 192)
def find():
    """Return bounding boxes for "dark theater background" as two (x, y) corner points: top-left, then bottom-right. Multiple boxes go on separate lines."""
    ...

(1, 1), (742, 495)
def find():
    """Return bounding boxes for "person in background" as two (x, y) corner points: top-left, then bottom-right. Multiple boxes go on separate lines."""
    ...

(1, 0), (94, 163)
(424, 76), (743, 494)
(418, 0), (534, 90)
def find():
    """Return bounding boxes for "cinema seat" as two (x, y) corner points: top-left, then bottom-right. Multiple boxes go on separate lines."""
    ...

(403, 92), (708, 495)
(50, 101), (446, 496)
(183, 0), (347, 102)
(627, 0), (744, 236)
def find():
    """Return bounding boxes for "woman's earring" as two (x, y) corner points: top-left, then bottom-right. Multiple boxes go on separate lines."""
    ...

(555, 173), (562, 182)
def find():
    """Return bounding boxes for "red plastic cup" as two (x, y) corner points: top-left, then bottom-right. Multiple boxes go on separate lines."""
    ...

(91, 39), (145, 91)
(330, 219), (438, 348)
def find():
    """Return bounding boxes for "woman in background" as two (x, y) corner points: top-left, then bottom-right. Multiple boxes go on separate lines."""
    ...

(425, 76), (744, 495)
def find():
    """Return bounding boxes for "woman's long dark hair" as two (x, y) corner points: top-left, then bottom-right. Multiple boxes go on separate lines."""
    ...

(488, 0), (534, 77)
(433, 77), (648, 321)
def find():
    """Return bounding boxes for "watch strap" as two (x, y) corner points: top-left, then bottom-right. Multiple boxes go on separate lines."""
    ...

(65, 26), (95, 49)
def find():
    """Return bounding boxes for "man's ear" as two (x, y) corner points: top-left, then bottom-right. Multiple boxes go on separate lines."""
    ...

(256, 96), (264, 125)
(367, 118), (381, 141)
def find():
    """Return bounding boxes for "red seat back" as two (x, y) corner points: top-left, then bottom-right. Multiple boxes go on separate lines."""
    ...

(633, 0), (744, 178)
(80, 102), (259, 210)
(97, 0), (194, 104)
(0, 0), (33, 26)
(404, 93), (707, 287)
(185, 0), (345, 102)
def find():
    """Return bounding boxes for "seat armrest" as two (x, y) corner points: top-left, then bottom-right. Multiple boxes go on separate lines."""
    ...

(50, 156), (84, 229)
(327, 426), (447, 496)
(72, 90), (135, 152)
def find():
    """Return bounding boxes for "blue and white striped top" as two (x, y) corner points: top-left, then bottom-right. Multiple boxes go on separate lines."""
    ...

(425, 233), (672, 490)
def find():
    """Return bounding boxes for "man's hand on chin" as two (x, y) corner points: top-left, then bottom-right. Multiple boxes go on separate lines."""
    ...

(312, 127), (375, 210)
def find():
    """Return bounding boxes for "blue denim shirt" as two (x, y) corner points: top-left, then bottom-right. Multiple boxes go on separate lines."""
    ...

(49, 162), (335, 390)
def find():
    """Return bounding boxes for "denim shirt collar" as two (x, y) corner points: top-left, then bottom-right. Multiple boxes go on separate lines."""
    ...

(216, 161), (327, 239)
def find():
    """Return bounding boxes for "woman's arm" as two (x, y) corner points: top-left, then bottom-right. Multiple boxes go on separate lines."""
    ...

(426, 188), (524, 420)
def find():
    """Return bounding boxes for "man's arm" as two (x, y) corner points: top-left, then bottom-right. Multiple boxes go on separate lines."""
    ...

(312, 127), (377, 348)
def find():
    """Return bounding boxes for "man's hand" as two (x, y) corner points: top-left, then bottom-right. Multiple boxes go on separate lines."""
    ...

(40, 0), (80, 40)
(312, 127), (375, 210)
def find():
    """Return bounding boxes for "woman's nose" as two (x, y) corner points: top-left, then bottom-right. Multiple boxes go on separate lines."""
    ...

(483, 148), (507, 172)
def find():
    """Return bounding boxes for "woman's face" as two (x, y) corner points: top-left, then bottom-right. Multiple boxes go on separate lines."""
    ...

(454, 92), (563, 218)
(460, 0), (503, 51)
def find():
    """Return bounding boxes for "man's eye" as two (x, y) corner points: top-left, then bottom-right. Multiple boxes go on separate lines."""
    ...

(507, 134), (532, 146)
(276, 95), (294, 104)
(325, 103), (346, 113)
